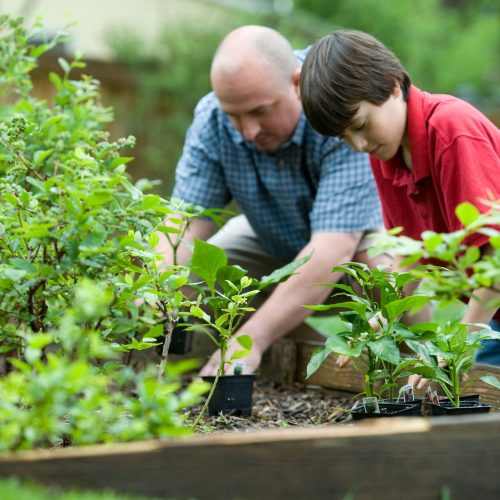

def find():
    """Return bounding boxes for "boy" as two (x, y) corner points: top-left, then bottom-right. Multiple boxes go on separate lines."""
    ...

(300, 29), (500, 367)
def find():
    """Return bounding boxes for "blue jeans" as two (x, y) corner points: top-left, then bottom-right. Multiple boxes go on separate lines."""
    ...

(474, 320), (500, 366)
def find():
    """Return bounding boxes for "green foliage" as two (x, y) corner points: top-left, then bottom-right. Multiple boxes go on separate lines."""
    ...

(367, 201), (500, 405)
(0, 280), (209, 451)
(306, 263), (431, 399)
(190, 239), (308, 423)
(0, 476), (149, 499)
(404, 301), (500, 406)
(0, 15), (212, 450)
(295, 0), (499, 99)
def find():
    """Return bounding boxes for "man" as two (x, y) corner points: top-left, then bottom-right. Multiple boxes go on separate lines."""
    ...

(161, 25), (383, 376)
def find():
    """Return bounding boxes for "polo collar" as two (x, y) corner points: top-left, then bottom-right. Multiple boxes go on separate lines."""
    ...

(406, 85), (431, 182)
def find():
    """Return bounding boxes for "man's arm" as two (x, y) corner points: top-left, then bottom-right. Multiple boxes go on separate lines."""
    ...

(199, 230), (362, 375)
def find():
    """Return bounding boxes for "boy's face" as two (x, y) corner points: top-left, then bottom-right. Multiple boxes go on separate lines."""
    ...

(340, 85), (407, 161)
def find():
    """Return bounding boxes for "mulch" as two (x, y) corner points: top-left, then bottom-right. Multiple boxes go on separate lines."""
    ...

(184, 379), (355, 433)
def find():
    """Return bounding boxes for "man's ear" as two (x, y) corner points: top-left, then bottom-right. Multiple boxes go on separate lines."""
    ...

(292, 68), (301, 97)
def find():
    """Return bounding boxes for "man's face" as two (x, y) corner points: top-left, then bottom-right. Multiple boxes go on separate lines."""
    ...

(212, 65), (302, 153)
(340, 86), (407, 161)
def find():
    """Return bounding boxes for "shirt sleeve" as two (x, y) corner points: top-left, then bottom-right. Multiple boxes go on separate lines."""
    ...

(172, 96), (231, 209)
(310, 139), (383, 233)
(437, 135), (500, 248)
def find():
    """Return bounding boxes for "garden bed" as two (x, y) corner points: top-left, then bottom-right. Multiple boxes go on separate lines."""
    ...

(1, 412), (499, 499)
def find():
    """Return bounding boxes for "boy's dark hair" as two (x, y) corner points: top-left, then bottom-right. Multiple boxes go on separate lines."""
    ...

(300, 30), (411, 137)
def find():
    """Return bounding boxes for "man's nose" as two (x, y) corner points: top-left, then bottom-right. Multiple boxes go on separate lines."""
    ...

(241, 117), (260, 141)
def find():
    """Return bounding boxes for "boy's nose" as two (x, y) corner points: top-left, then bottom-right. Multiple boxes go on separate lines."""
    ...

(351, 135), (368, 152)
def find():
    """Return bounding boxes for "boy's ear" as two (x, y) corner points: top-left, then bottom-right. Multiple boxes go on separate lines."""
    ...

(292, 68), (301, 97)
(391, 79), (403, 98)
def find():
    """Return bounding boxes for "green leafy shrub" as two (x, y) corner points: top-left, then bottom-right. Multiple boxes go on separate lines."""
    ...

(0, 15), (210, 450)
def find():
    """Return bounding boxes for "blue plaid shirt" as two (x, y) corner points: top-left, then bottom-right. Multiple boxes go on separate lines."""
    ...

(173, 52), (382, 262)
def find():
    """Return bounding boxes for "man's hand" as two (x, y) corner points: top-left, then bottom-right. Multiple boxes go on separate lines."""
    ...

(199, 337), (263, 376)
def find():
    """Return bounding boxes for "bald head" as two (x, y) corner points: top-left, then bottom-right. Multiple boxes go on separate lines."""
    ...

(211, 25), (299, 87)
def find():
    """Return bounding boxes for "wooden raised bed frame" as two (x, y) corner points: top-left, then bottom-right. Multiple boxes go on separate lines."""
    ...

(1, 336), (500, 499)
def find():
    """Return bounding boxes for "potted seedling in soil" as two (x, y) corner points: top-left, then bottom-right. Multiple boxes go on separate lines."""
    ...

(189, 239), (308, 422)
(306, 263), (431, 419)
(366, 202), (500, 415)
(403, 301), (500, 416)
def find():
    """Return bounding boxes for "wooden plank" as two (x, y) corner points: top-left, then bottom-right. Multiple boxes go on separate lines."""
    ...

(0, 415), (499, 499)
(296, 341), (365, 393)
(259, 339), (297, 386)
(465, 363), (500, 411)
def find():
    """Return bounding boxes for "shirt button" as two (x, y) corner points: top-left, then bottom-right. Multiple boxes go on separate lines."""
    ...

(278, 159), (285, 167)
(413, 189), (419, 195)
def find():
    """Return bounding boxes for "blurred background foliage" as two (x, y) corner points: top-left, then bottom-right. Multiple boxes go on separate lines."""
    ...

(106, 0), (499, 197)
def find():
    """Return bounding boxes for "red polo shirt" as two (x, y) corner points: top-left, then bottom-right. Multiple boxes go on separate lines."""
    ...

(370, 85), (500, 315)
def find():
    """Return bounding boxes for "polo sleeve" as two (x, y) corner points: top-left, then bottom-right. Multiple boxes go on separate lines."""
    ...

(172, 99), (231, 209)
(310, 139), (383, 233)
(437, 136), (500, 248)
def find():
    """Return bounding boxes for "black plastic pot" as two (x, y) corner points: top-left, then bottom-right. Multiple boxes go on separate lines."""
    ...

(202, 374), (256, 416)
(351, 401), (421, 421)
(168, 325), (193, 354)
(156, 325), (193, 355)
(430, 395), (490, 416)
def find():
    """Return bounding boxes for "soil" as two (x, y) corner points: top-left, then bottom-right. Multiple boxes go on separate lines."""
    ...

(184, 379), (355, 433)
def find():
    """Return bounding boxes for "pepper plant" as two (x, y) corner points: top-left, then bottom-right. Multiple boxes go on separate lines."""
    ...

(306, 263), (431, 400)
(366, 201), (500, 406)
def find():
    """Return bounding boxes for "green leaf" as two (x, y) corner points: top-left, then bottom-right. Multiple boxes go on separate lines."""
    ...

(85, 191), (113, 207)
(455, 202), (480, 226)
(4, 193), (18, 206)
(367, 337), (400, 365)
(34, 148), (53, 166)
(305, 315), (351, 337)
(306, 346), (331, 378)
(58, 57), (71, 74)
(191, 239), (227, 292)
(236, 334), (253, 350)
(190, 305), (210, 323)
(49, 71), (62, 90)
(325, 335), (364, 358)
(259, 254), (309, 289)
(229, 349), (250, 361)
(479, 375), (500, 390)
(382, 295), (430, 322)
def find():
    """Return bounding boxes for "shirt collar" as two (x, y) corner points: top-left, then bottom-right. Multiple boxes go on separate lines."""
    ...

(407, 85), (431, 182)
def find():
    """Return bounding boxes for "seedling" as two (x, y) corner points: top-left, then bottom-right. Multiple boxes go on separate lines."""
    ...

(189, 239), (308, 423)
(306, 262), (430, 401)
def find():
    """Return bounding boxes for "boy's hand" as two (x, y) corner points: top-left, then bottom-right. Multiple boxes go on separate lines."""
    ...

(336, 313), (385, 368)
(336, 355), (351, 368)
